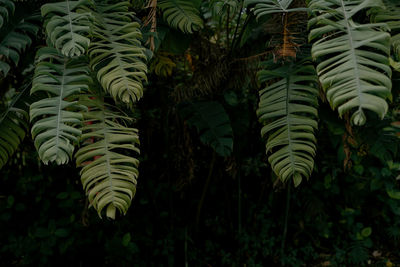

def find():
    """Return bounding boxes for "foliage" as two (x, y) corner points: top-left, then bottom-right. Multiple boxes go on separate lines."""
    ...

(179, 100), (233, 157)
(0, 12), (39, 76)
(2, 0), (400, 265)
(0, 86), (28, 169)
(41, 0), (91, 57)
(30, 47), (90, 165)
(75, 95), (140, 219)
(158, 0), (203, 34)
(257, 59), (318, 186)
(308, 0), (392, 126)
(89, 1), (147, 105)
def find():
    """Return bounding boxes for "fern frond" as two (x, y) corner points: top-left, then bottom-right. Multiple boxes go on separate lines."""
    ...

(158, 0), (203, 34)
(0, 86), (29, 169)
(75, 96), (140, 219)
(89, 1), (147, 105)
(257, 59), (319, 186)
(244, 0), (307, 19)
(41, 0), (91, 58)
(30, 47), (90, 165)
(0, 14), (39, 76)
(308, 0), (392, 126)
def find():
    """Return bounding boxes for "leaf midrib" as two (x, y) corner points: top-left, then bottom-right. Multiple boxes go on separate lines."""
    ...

(340, 0), (363, 113)
(54, 61), (67, 160)
(286, 75), (295, 179)
(101, 111), (115, 208)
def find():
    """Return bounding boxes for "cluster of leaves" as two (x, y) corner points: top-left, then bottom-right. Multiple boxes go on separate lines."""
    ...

(1, 1), (400, 266)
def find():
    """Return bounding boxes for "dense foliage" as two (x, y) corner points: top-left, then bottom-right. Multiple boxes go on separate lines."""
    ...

(1, 0), (400, 265)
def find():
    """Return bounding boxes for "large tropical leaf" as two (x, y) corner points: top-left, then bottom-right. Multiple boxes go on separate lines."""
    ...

(158, 0), (203, 34)
(244, 0), (307, 19)
(89, 1), (147, 105)
(308, 0), (392, 126)
(257, 59), (319, 186)
(0, 14), (39, 76)
(0, 0), (14, 29)
(0, 86), (29, 169)
(369, 0), (400, 59)
(41, 0), (91, 57)
(30, 47), (90, 165)
(180, 101), (233, 157)
(75, 96), (140, 219)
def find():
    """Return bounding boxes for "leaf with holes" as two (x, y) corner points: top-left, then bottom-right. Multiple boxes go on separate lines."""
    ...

(30, 47), (90, 165)
(75, 96), (140, 219)
(308, 0), (392, 125)
(257, 59), (319, 186)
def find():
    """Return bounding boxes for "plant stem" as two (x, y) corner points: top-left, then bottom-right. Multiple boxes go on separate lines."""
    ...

(195, 151), (217, 231)
(226, 6), (230, 49)
(230, 0), (244, 55)
(281, 183), (291, 258)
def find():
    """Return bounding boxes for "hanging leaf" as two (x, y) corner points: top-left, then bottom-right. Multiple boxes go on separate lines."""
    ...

(30, 47), (90, 165)
(75, 96), (140, 219)
(41, 0), (91, 57)
(257, 59), (319, 186)
(159, 0), (203, 34)
(89, 1), (147, 105)
(308, 0), (392, 126)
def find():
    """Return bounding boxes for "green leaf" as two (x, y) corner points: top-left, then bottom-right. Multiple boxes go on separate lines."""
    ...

(245, 0), (308, 19)
(30, 47), (91, 165)
(56, 192), (69, 199)
(387, 189), (400, 199)
(256, 59), (319, 185)
(353, 165), (364, 175)
(41, 0), (91, 57)
(122, 233), (131, 246)
(89, 1), (147, 105)
(75, 96), (140, 219)
(35, 227), (50, 238)
(370, 0), (400, 59)
(180, 101), (234, 157)
(361, 227), (372, 238)
(308, 0), (392, 126)
(159, 0), (203, 34)
(0, 86), (29, 169)
(0, 0), (15, 29)
(0, 14), (39, 76)
(54, 228), (69, 238)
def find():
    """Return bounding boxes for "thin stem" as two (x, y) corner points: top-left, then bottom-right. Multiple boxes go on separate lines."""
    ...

(238, 172), (242, 234)
(281, 183), (291, 258)
(226, 6), (230, 49)
(230, 0), (244, 55)
(231, 9), (252, 51)
(195, 151), (217, 231)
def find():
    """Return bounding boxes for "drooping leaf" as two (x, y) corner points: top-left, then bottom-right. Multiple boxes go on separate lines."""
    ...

(180, 101), (233, 157)
(89, 1), (147, 105)
(370, 0), (400, 59)
(0, 86), (29, 169)
(41, 0), (91, 57)
(159, 0), (203, 34)
(30, 47), (90, 165)
(0, 14), (39, 76)
(0, 0), (15, 29)
(308, 0), (392, 126)
(75, 96), (140, 219)
(244, 0), (307, 19)
(257, 59), (319, 186)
